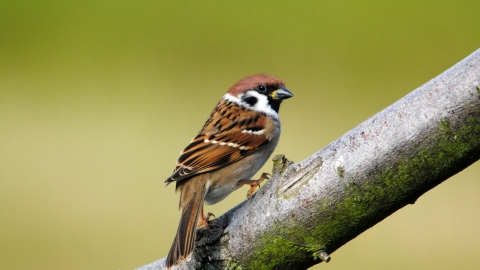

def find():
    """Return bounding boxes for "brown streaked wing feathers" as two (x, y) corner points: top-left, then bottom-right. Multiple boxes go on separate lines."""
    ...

(165, 100), (270, 184)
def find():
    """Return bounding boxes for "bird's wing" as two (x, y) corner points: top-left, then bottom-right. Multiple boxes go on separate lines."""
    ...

(165, 100), (272, 184)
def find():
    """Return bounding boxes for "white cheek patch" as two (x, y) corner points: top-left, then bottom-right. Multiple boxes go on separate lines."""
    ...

(246, 90), (269, 111)
(224, 92), (279, 118)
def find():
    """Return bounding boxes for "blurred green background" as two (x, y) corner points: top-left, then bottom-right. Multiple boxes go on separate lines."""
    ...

(1, 1), (479, 269)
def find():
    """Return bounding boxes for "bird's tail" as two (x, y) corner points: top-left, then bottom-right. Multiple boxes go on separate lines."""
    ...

(166, 180), (206, 268)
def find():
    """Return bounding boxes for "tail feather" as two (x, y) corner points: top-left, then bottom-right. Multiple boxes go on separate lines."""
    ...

(166, 182), (206, 268)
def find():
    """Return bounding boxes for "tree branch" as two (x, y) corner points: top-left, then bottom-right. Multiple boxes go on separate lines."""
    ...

(138, 49), (480, 270)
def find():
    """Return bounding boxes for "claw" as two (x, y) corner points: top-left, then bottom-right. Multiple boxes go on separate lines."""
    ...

(238, 172), (271, 199)
(198, 206), (215, 229)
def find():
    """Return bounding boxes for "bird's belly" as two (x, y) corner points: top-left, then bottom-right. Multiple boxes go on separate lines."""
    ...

(203, 146), (275, 205)
(204, 184), (240, 205)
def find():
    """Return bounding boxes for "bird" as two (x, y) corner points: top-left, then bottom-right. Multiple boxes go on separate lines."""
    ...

(165, 74), (293, 268)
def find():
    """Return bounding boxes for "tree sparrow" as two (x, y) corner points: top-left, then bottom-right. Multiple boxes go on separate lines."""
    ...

(165, 74), (293, 268)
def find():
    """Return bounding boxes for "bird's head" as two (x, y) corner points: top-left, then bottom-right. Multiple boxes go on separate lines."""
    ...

(225, 74), (293, 116)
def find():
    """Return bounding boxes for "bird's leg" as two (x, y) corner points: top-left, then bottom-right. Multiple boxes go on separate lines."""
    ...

(197, 205), (215, 229)
(237, 172), (271, 199)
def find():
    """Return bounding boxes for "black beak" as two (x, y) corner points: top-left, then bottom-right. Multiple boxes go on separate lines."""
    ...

(271, 87), (294, 100)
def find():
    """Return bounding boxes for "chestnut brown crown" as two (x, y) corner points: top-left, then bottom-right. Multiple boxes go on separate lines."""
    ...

(227, 74), (286, 97)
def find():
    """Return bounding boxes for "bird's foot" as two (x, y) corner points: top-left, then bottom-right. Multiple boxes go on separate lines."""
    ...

(198, 211), (215, 229)
(238, 172), (271, 199)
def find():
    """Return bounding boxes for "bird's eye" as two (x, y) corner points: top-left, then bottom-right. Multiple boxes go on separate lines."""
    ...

(258, 84), (266, 93)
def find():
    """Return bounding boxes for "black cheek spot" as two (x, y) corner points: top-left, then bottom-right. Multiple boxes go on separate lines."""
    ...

(242, 96), (258, 107)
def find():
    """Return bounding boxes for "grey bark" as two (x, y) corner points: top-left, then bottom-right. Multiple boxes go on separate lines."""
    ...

(138, 49), (480, 270)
